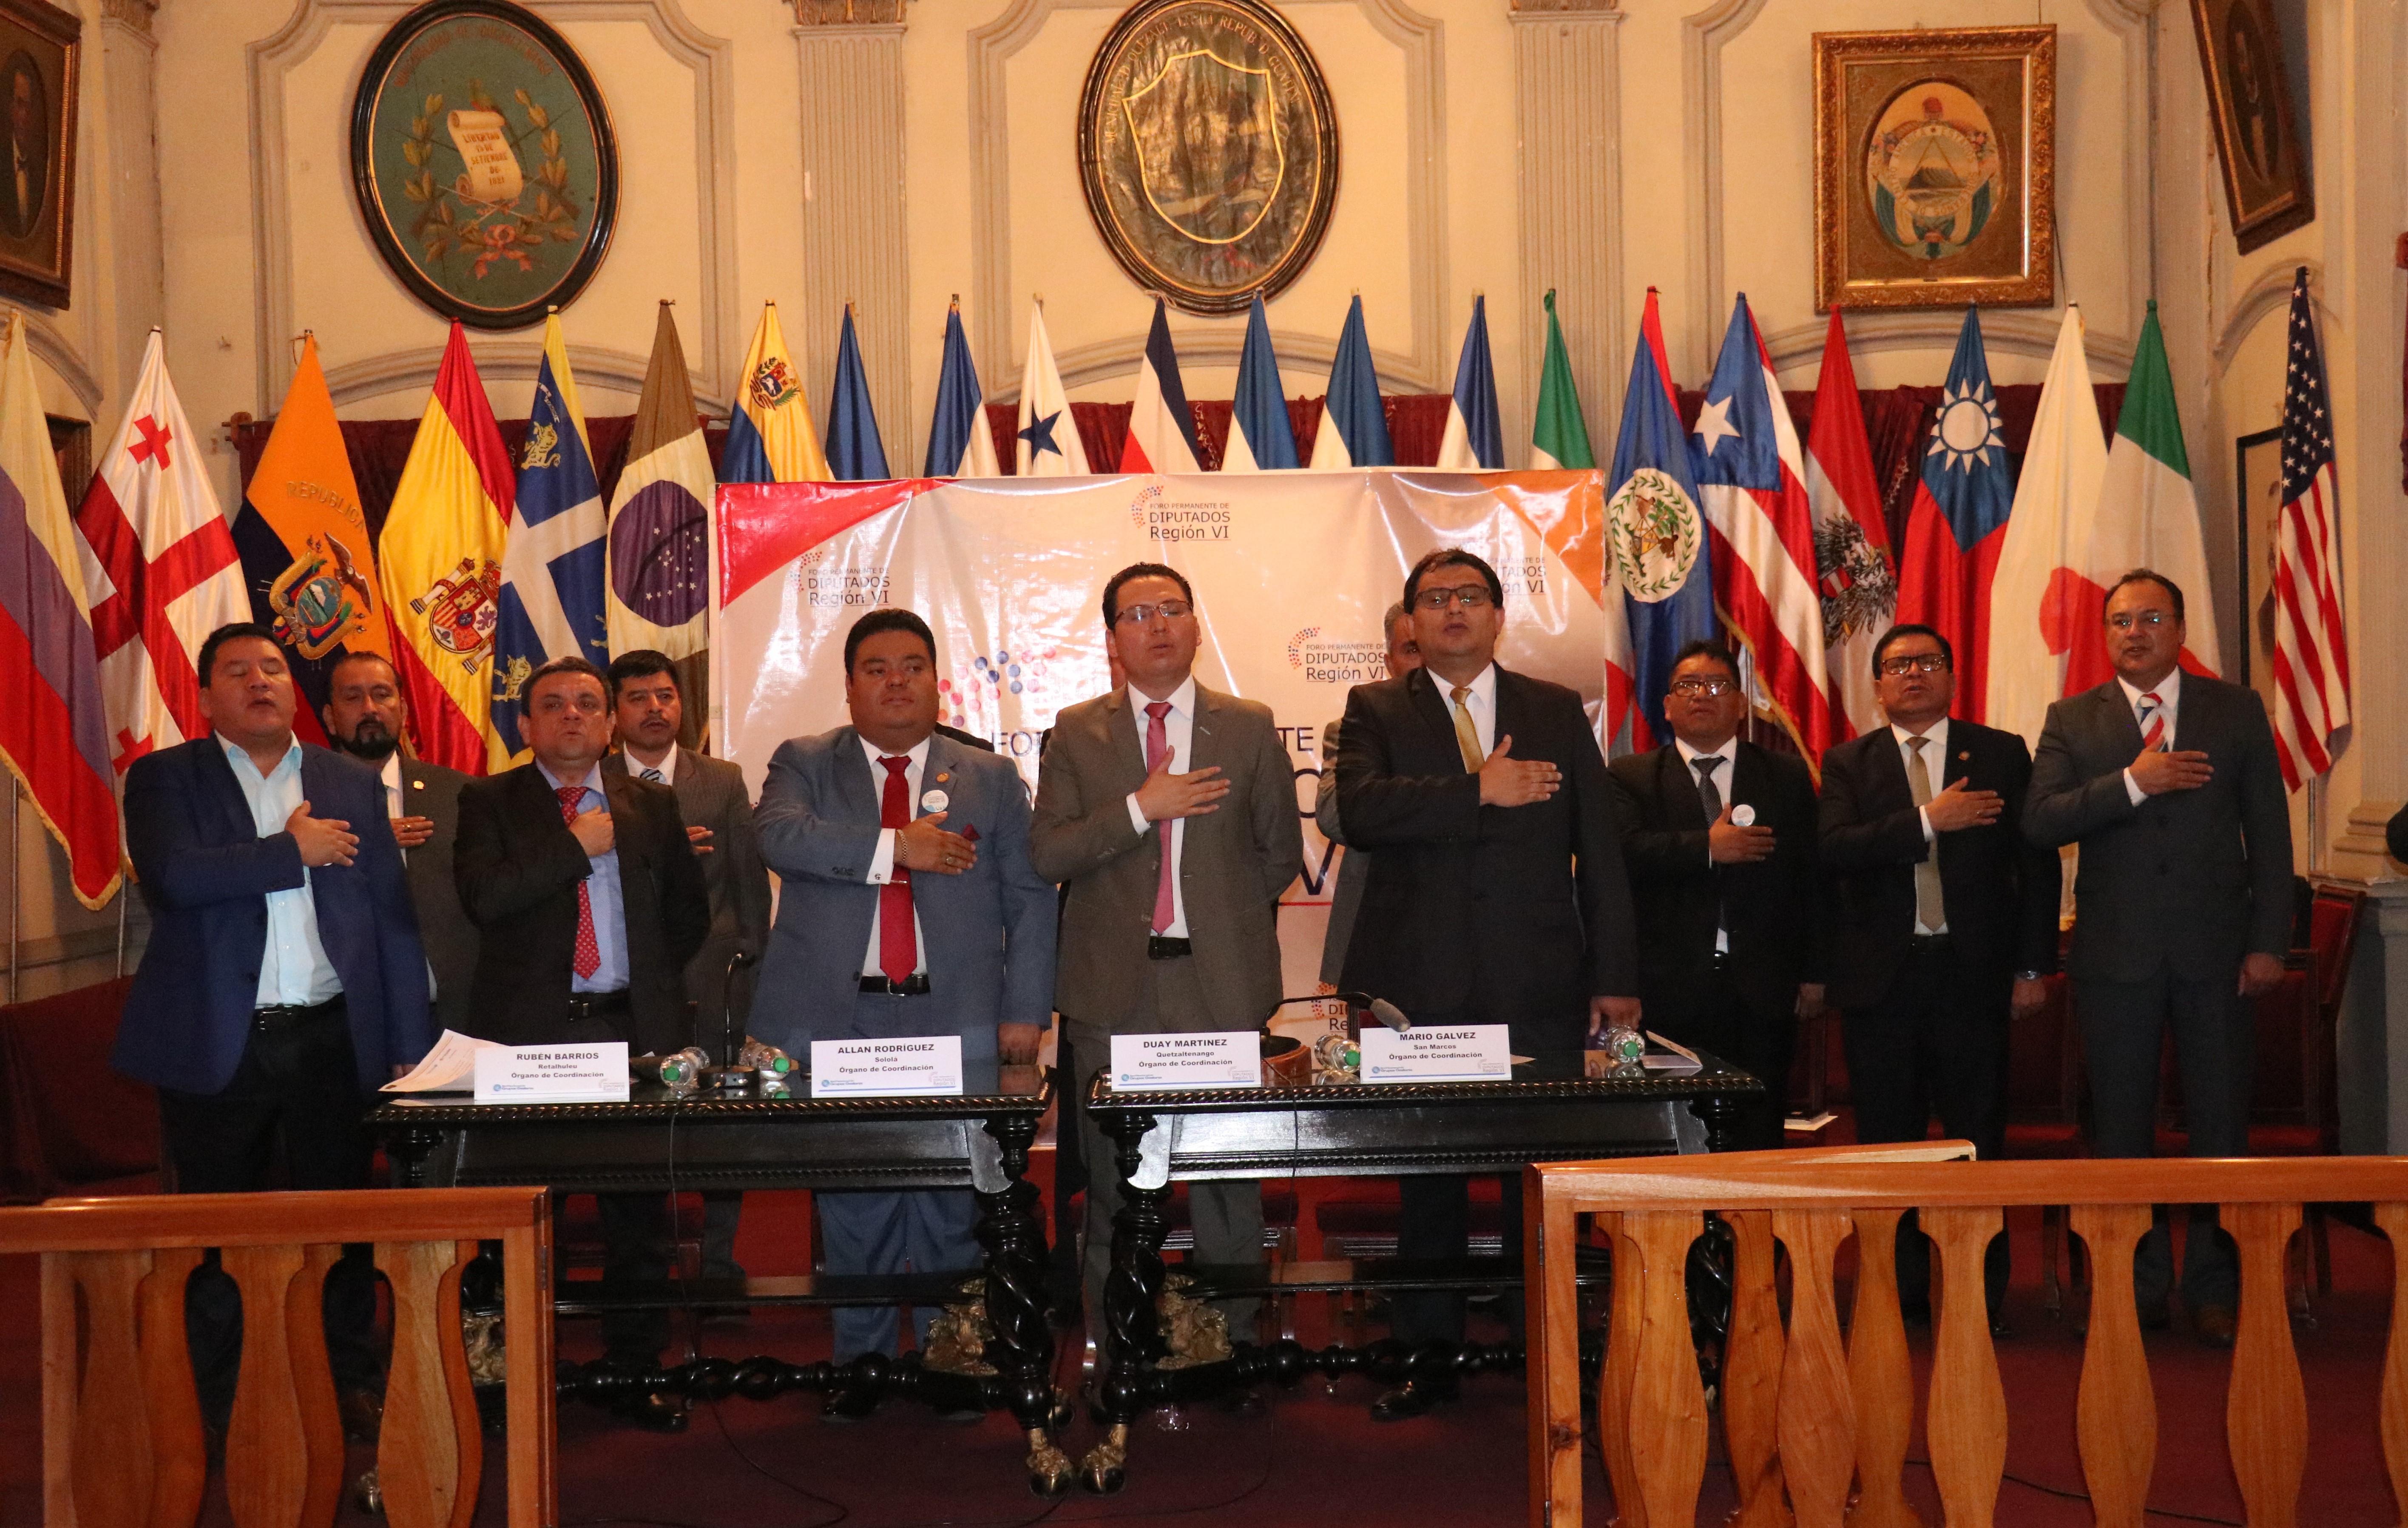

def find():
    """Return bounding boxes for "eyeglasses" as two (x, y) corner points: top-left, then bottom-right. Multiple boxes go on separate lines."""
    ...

(2106, 611), (2172, 631)
(1878, 653), (1951, 676)
(1414, 586), (1495, 611)
(1113, 600), (1194, 626)
(1670, 676), (1738, 698)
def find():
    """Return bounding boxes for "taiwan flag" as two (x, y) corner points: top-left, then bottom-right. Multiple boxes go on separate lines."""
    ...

(1894, 307), (2014, 722)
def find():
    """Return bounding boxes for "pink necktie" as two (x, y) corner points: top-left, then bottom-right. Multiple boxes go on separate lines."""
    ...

(555, 785), (600, 979)
(1145, 702), (1175, 934)
(2138, 692), (2166, 750)
(877, 757), (917, 983)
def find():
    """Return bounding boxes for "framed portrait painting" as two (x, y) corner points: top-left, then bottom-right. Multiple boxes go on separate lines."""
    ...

(0, 0), (78, 310)
(1813, 26), (2054, 312)
(1077, 0), (1340, 316)
(349, 0), (618, 330)
(2236, 425), (2284, 702)
(2190, 0), (2312, 253)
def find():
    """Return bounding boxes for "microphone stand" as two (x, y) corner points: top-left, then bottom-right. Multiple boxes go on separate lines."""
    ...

(721, 950), (758, 1066)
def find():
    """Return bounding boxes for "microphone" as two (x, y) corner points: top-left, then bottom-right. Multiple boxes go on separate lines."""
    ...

(1272, 991), (1414, 1033)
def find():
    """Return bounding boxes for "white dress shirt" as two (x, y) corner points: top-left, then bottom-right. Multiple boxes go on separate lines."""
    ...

(860, 733), (932, 977)
(2116, 666), (2182, 805)
(1891, 716), (1951, 934)
(379, 752), (440, 998)
(221, 734), (343, 1007)
(1122, 676), (1199, 939)
(1673, 734), (1737, 951)
(625, 745), (679, 786)
(1438, 663), (1499, 758)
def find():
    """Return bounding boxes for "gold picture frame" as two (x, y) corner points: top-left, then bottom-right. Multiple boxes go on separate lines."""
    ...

(0, 0), (77, 310)
(2189, 0), (2312, 253)
(1813, 26), (2054, 313)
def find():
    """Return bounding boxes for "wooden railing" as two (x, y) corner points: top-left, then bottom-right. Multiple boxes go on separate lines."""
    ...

(1526, 1148), (2408, 1528)
(0, 1187), (554, 1528)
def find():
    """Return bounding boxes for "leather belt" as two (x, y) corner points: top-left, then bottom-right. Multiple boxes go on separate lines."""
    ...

(565, 990), (633, 1022)
(860, 974), (932, 997)
(1147, 935), (1193, 960)
(252, 997), (344, 1032)
(1909, 932), (1954, 949)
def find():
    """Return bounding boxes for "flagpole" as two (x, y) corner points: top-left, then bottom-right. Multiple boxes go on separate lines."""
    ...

(114, 873), (127, 977)
(6, 781), (17, 1004)
(2308, 772), (2328, 876)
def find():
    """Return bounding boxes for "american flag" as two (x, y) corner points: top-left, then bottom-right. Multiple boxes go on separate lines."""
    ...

(2270, 266), (2352, 790)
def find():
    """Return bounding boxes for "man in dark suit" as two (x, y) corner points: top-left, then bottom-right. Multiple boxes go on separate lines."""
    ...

(1607, 638), (1822, 1153)
(1332, 548), (1639, 1419)
(1315, 601), (1419, 985)
(113, 622), (430, 1438)
(1820, 623), (2059, 1328)
(2026, 570), (2292, 1347)
(752, 610), (1054, 1395)
(321, 651), (478, 1037)
(454, 655), (709, 1426)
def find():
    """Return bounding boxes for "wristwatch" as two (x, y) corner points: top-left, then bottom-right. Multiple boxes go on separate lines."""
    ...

(2015, 969), (2045, 983)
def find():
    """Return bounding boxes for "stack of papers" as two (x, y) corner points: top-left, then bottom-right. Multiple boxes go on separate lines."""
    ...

(380, 1030), (499, 1093)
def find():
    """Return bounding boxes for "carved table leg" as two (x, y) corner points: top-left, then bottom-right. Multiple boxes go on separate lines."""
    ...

(977, 1109), (1071, 1496)
(1080, 1109), (1168, 1494)
(385, 1127), (441, 1189)
(1693, 1086), (1756, 1155)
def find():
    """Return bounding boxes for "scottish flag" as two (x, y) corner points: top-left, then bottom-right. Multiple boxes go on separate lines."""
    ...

(493, 320), (606, 759)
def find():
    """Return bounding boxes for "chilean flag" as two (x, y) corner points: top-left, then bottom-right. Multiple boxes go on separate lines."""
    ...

(1895, 307), (2014, 722)
(1691, 293), (1836, 770)
(1121, 298), (1201, 472)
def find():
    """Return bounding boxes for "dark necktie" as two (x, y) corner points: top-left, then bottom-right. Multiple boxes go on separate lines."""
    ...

(640, 766), (664, 783)
(555, 784), (599, 979)
(878, 756), (917, 982)
(1145, 702), (1176, 934)
(1693, 754), (1725, 822)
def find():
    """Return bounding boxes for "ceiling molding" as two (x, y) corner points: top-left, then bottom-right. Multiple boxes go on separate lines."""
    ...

(319, 342), (728, 414)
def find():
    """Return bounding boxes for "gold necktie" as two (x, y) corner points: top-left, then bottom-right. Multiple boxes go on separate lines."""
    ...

(1450, 685), (1485, 773)
(1905, 735), (1947, 932)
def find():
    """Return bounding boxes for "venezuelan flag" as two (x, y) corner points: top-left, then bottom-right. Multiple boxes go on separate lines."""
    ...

(0, 311), (119, 906)
(721, 300), (829, 483)
(378, 321), (514, 773)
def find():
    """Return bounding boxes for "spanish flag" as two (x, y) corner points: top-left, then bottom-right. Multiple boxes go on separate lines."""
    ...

(231, 333), (386, 744)
(721, 300), (829, 483)
(379, 321), (513, 773)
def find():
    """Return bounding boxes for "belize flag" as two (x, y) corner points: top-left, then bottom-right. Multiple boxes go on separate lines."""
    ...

(1121, 297), (1201, 472)
(1606, 288), (1715, 751)
(1894, 308), (2014, 722)
(1691, 293), (1836, 770)
(1222, 295), (1298, 471)
(924, 300), (1001, 477)
(1309, 295), (1393, 469)
(492, 314), (608, 760)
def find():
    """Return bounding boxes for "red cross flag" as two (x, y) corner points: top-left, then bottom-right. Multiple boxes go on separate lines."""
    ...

(73, 330), (247, 770)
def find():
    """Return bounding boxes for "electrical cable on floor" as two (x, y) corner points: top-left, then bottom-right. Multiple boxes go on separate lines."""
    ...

(1904, 1452), (2245, 1527)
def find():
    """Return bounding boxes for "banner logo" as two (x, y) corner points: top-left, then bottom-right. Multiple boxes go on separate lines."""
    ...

(1286, 626), (1387, 684)
(938, 645), (1063, 734)
(1606, 468), (1701, 602)
(267, 532), (375, 659)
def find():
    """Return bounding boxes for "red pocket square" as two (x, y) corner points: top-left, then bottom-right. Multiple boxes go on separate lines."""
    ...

(961, 824), (982, 842)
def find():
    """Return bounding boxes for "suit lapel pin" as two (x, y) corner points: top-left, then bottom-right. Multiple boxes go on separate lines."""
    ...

(935, 771), (950, 784)
(1958, 750), (1970, 761)
(411, 778), (424, 789)
(921, 788), (950, 812)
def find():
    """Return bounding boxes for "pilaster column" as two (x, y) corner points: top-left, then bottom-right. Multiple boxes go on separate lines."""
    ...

(99, 0), (163, 393)
(1511, 0), (1622, 454)
(795, 0), (912, 468)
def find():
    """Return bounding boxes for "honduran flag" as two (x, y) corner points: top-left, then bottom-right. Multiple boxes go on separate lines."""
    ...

(1894, 308), (2014, 723)
(378, 320), (513, 773)
(76, 329), (247, 772)
(1308, 295), (1393, 469)
(1121, 298), (1201, 472)
(1222, 295), (1298, 471)
(608, 302), (717, 743)
(924, 299), (1001, 477)
(1435, 295), (1504, 470)
(721, 300), (830, 484)
(0, 312), (118, 906)
(1802, 308), (1895, 740)
(492, 313), (608, 761)
(230, 331), (386, 747)
(1607, 288), (1716, 751)
(826, 304), (890, 481)
(1691, 293), (1836, 770)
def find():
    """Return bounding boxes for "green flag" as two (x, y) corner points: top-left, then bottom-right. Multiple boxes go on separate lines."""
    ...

(1531, 290), (1593, 469)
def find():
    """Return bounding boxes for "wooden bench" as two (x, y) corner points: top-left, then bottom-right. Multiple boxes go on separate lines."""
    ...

(1526, 1147), (2408, 1528)
(0, 1186), (554, 1528)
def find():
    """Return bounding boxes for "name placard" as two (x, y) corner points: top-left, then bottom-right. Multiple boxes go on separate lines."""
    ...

(1359, 1025), (1512, 1083)
(473, 1042), (630, 1104)
(810, 1036), (965, 1097)
(1109, 1031), (1260, 1091)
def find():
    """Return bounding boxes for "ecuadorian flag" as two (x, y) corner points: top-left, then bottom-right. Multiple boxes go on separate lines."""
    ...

(379, 320), (514, 773)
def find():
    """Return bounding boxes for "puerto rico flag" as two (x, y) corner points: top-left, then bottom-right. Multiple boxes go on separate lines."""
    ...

(1121, 297), (1201, 472)
(1894, 307), (2014, 722)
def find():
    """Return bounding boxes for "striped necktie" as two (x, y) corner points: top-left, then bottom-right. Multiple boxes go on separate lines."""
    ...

(2137, 691), (2167, 750)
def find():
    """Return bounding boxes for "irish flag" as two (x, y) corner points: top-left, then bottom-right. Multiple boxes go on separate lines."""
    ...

(378, 320), (513, 773)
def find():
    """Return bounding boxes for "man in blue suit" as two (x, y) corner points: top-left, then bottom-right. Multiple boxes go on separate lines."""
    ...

(113, 622), (431, 1437)
(752, 608), (1055, 1407)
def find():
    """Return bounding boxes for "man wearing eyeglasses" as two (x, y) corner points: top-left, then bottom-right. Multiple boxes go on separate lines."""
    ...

(1820, 623), (2059, 1334)
(1032, 562), (1303, 1362)
(1331, 547), (1638, 1420)
(1606, 639), (1821, 1153)
(2025, 570), (2291, 1349)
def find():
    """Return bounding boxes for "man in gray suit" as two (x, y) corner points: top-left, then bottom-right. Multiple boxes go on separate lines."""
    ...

(1032, 562), (1304, 1347)
(752, 609), (1055, 1391)
(605, 650), (773, 1297)
(322, 652), (478, 1037)
(2025, 569), (2292, 1347)
(1316, 601), (1419, 985)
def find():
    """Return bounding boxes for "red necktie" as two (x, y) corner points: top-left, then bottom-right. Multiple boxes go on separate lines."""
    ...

(555, 784), (600, 979)
(877, 756), (918, 983)
(1145, 702), (1176, 934)
(2138, 691), (2167, 750)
